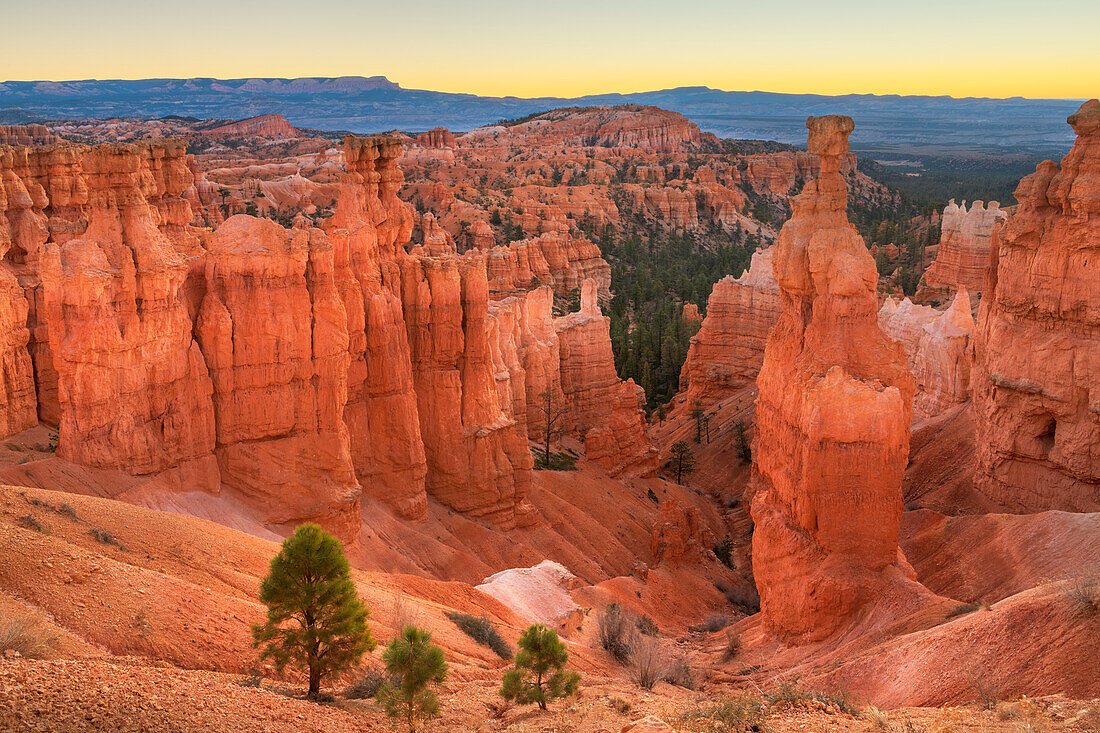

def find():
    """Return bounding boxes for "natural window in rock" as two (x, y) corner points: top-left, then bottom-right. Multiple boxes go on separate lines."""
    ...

(1036, 416), (1057, 459)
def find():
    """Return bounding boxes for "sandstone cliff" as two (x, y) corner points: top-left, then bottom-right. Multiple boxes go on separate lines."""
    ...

(918, 199), (1007, 302)
(879, 291), (975, 419)
(415, 127), (456, 148)
(197, 216), (360, 537)
(0, 132), (661, 538)
(970, 99), (1100, 513)
(400, 252), (535, 527)
(203, 114), (301, 139)
(750, 116), (924, 643)
(556, 280), (658, 476)
(678, 247), (780, 412)
(486, 233), (611, 300)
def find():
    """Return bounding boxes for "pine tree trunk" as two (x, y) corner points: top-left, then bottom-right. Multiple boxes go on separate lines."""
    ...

(308, 665), (321, 699)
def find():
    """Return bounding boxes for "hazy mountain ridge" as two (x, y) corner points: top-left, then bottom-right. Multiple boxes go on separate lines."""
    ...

(0, 75), (1082, 153)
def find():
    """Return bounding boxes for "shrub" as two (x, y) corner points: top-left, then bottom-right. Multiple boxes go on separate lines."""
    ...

(629, 635), (664, 690)
(945, 602), (981, 618)
(344, 667), (395, 699)
(662, 651), (694, 689)
(252, 523), (376, 699)
(966, 668), (1001, 710)
(89, 528), (121, 547)
(1067, 572), (1098, 617)
(597, 603), (635, 663)
(678, 692), (768, 732)
(723, 629), (741, 661)
(500, 624), (580, 710)
(445, 612), (512, 660)
(636, 614), (659, 637)
(734, 421), (752, 463)
(714, 581), (760, 612)
(713, 535), (734, 568)
(609, 696), (632, 715)
(532, 449), (579, 471)
(696, 614), (730, 633)
(378, 626), (449, 731)
(17, 514), (46, 533)
(0, 615), (59, 659)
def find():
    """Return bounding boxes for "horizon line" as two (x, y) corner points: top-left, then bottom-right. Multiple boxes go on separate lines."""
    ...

(0, 76), (1090, 104)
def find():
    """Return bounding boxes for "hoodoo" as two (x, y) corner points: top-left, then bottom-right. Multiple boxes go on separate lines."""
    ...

(970, 99), (1100, 513)
(749, 115), (924, 642)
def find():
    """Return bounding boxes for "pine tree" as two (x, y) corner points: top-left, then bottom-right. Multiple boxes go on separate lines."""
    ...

(670, 440), (696, 484)
(500, 624), (581, 710)
(377, 626), (449, 732)
(252, 523), (375, 699)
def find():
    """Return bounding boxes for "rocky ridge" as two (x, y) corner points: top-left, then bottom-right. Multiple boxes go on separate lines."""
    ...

(970, 99), (1100, 513)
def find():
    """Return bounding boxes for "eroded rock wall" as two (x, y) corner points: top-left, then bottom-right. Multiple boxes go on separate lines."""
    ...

(879, 291), (976, 419)
(919, 199), (1008, 301)
(197, 216), (360, 536)
(486, 233), (611, 300)
(401, 252), (534, 527)
(971, 100), (1100, 513)
(556, 280), (658, 476)
(678, 247), (780, 412)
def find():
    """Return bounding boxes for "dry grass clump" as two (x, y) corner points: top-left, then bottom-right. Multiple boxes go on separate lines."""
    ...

(864, 705), (890, 730)
(722, 629), (741, 662)
(0, 615), (60, 659)
(1067, 572), (1098, 618)
(344, 666), (397, 699)
(597, 603), (635, 664)
(679, 692), (768, 732)
(764, 679), (856, 715)
(630, 635), (664, 689)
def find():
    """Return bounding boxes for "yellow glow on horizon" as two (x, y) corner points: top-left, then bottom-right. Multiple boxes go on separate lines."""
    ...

(2, 0), (1097, 102)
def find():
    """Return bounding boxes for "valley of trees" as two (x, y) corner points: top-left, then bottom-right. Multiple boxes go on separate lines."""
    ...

(579, 218), (760, 409)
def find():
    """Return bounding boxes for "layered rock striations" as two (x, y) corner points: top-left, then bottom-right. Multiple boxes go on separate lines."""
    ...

(678, 247), (780, 411)
(203, 114), (301, 139)
(555, 280), (658, 476)
(197, 216), (360, 535)
(400, 252), (535, 526)
(37, 142), (217, 480)
(485, 233), (611, 300)
(919, 199), (1007, 301)
(329, 134), (428, 520)
(0, 124), (62, 146)
(0, 158), (38, 438)
(971, 100), (1100, 513)
(879, 291), (976, 419)
(750, 116), (920, 643)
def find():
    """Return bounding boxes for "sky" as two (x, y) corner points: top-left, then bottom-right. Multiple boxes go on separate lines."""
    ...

(2, 0), (1097, 99)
